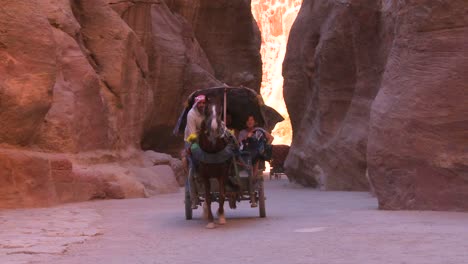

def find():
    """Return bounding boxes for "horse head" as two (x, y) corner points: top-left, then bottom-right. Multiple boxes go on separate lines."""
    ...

(206, 102), (222, 141)
(199, 100), (227, 153)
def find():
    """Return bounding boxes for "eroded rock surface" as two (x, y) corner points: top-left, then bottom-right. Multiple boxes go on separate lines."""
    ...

(167, 0), (263, 90)
(283, 0), (468, 210)
(367, 1), (468, 210)
(0, 147), (181, 209)
(284, 0), (384, 190)
(0, 0), (261, 208)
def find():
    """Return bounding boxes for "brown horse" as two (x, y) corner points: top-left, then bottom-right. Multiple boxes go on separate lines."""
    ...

(197, 102), (231, 229)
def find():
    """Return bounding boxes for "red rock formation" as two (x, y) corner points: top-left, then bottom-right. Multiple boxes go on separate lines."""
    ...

(0, 147), (182, 208)
(109, 0), (223, 153)
(367, 0), (468, 211)
(0, 2), (56, 146)
(283, 0), (468, 210)
(283, 0), (384, 190)
(0, 0), (262, 208)
(166, 0), (263, 91)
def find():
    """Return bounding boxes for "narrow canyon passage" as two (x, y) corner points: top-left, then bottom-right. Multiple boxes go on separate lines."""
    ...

(251, 0), (302, 145)
(2, 179), (468, 264)
(0, 2), (467, 263)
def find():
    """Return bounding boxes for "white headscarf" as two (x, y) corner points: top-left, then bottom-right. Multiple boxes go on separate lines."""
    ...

(192, 94), (206, 110)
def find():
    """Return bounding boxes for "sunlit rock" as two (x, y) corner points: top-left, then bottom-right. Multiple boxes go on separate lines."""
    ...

(0, 0), (262, 208)
(251, 0), (301, 145)
(0, 1), (56, 146)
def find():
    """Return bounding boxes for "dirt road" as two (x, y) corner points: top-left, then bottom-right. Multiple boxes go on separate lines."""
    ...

(3, 179), (468, 264)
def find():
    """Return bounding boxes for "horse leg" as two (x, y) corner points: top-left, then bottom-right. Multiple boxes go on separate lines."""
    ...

(217, 174), (226, 225)
(204, 176), (215, 229)
(249, 161), (258, 208)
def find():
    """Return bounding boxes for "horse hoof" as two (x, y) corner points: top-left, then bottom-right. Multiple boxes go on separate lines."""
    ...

(206, 222), (216, 229)
(218, 215), (226, 225)
(229, 199), (237, 209)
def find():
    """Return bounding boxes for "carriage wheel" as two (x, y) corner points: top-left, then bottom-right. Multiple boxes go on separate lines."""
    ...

(184, 180), (193, 220)
(258, 181), (266, 218)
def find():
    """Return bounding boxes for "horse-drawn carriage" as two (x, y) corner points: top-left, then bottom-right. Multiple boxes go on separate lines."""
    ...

(269, 144), (290, 180)
(173, 86), (283, 227)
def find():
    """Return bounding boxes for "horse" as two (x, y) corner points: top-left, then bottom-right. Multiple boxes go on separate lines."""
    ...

(197, 101), (232, 229)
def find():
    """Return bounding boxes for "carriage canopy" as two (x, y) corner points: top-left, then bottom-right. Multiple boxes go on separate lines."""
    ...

(173, 86), (284, 135)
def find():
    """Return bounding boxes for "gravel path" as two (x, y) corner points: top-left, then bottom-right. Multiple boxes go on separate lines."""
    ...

(3, 179), (468, 264)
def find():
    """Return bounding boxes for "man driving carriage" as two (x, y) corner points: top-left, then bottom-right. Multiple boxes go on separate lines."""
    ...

(184, 94), (206, 209)
(184, 94), (238, 209)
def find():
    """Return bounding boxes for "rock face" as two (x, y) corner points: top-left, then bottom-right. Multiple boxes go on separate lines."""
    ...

(167, 0), (262, 90)
(114, 0), (223, 153)
(168, 0), (262, 92)
(0, 0), (261, 208)
(0, 2), (56, 146)
(367, 1), (468, 210)
(0, 148), (182, 208)
(283, 0), (468, 210)
(283, 0), (384, 190)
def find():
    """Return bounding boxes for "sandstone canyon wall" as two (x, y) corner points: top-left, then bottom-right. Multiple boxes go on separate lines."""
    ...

(0, 0), (261, 208)
(283, 0), (468, 210)
(367, 1), (468, 210)
(166, 0), (262, 91)
(284, 0), (384, 189)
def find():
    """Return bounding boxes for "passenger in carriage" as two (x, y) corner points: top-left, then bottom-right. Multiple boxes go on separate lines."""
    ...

(225, 113), (239, 139)
(238, 115), (274, 207)
(184, 94), (206, 209)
